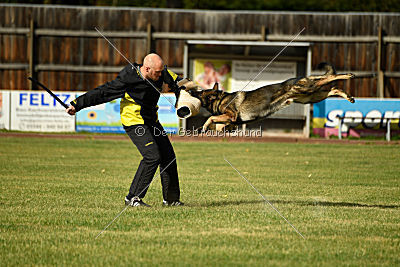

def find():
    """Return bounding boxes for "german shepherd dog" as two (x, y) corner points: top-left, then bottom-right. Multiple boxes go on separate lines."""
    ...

(180, 63), (355, 131)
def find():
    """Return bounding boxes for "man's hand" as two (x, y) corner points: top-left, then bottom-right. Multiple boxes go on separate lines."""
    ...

(66, 105), (76, 116)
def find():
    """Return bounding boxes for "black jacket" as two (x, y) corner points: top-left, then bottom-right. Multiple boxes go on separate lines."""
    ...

(71, 63), (180, 125)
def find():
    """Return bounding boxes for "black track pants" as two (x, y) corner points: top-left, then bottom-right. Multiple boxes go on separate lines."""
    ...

(124, 122), (180, 202)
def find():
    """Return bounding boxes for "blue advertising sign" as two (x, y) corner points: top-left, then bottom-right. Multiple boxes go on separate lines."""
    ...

(157, 94), (179, 134)
(313, 98), (400, 137)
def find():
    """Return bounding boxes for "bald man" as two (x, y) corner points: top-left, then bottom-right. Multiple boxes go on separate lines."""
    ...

(66, 53), (184, 207)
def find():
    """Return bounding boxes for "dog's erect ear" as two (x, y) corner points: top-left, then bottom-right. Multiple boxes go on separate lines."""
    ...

(212, 83), (219, 92)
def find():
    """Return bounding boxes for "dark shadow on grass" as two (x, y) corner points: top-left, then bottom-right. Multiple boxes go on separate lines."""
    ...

(272, 200), (400, 209)
(200, 199), (400, 209)
(192, 199), (263, 207)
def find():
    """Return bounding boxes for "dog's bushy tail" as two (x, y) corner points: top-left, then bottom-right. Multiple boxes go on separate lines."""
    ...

(317, 62), (336, 75)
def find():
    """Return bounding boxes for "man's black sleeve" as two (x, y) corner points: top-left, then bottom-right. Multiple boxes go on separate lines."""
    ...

(70, 65), (134, 112)
(162, 66), (183, 104)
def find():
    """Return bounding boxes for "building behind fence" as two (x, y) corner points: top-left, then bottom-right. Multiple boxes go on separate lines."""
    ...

(0, 4), (399, 98)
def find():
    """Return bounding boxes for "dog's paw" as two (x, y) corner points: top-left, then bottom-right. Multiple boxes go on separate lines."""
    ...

(348, 73), (355, 79)
(349, 96), (355, 103)
(193, 126), (203, 132)
(201, 126), (208, 132)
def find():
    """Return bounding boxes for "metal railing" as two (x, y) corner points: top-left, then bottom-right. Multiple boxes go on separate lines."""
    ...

(336, 114), (397, 141)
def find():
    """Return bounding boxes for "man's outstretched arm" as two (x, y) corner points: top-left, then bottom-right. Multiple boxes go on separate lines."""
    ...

(67, 65), (135, 115)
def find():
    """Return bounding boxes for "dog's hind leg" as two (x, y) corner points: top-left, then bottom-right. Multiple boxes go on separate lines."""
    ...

(315, 74), (355, 87)
(328, 87), (355, 103)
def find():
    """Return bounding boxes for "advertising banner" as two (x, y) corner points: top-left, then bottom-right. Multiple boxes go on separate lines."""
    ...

(76, 99), (123, 133)
(193, 59), (296, 93)
(313, 98), (400, 137)
(193, 59), (232, 92)
(76, 94), (179, 134)
(10, 91), (76, 132)
(157, 94), (179, 134)
(231, 61), (296, 92)
(0, 91), (10, 130)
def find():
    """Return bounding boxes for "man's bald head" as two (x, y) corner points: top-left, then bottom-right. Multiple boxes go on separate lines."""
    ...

(143, 53), (163, 69)
(141, 53), (164, 80)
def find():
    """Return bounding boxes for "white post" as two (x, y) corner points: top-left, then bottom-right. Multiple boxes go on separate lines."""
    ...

(183, 43), (189, 79)
(304, 104), (310, 138)
(338, 116), (343, 140)
(180, 118), (187, 132)
(386, 119), (391, 141)
(181, 43), (189, 132)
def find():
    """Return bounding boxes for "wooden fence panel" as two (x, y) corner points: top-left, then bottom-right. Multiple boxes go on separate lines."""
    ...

(0, 5), (399, 97)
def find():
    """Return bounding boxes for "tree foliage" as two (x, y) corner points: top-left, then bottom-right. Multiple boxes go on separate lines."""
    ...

(1, 0), (400, 12)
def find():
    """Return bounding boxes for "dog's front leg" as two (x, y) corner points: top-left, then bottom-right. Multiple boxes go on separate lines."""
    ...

(202, 114), (232, 131)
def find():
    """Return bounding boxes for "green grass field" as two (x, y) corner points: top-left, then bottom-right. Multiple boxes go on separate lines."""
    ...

(1, 136), (399, 266)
